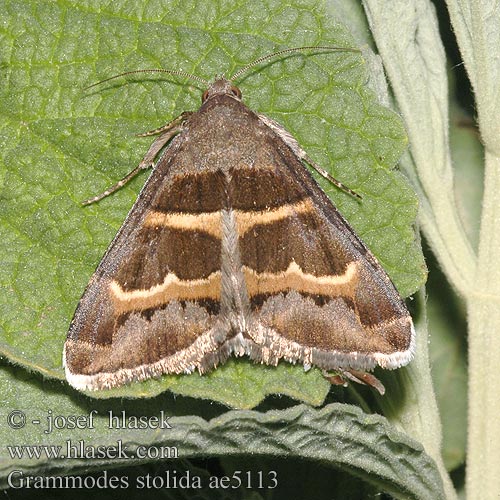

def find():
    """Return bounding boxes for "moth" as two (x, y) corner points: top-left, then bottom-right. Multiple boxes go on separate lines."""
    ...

(64, 47), (415, 393)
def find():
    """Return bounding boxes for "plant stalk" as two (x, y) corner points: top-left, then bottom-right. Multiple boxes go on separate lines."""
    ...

(466, 150), (500, 498)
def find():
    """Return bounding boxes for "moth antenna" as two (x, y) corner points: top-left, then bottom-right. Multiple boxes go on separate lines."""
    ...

(230, 46), (360, 81)
(83, 69), (209, 91)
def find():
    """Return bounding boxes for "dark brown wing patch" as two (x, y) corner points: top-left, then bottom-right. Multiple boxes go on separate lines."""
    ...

(228, 135), (413, 364)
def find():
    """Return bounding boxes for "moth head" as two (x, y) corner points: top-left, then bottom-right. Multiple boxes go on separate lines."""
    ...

(202, 79), (242, 103)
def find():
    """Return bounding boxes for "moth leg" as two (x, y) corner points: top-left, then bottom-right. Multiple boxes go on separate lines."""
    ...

(322, 369), (386, 395)
(301, 154), (361, 199)
(82, 112), (192, 205)
(137, 111), (193, 137)
(258, 113), (361, 199)
(134, 111), (193, 169)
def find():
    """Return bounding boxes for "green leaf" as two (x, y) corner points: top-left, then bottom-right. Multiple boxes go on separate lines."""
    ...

(0, 364), (443, 498)
(363, 0), (475, 298)
(0, 0), (424, 405)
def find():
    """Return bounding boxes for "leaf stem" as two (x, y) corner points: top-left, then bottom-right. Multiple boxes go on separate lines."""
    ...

(444, 1), (500, 496)
(466, 150), (500, 496)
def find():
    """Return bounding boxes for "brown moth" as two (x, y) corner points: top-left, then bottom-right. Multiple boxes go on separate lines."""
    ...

(63, 47), (415, 393)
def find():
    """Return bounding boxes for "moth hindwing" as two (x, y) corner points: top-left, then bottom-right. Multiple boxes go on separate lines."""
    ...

(64, 58), (415, 393)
